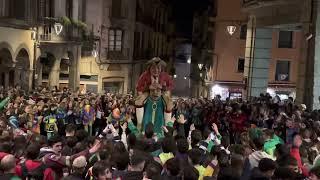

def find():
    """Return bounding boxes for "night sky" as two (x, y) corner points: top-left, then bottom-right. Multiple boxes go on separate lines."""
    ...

(172, 0), (210, 38)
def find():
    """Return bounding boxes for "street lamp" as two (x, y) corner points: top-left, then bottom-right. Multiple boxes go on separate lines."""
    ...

(54, 23), (63, 35)
(227, 25), (237, 35)
(187, 57), (191, 64)
(198, 63), (203, 70)
(92, 49), (98, 58)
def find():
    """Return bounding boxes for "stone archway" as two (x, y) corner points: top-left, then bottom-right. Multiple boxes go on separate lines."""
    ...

(15, 48), (30, 90)
(0, 47), (14, 89)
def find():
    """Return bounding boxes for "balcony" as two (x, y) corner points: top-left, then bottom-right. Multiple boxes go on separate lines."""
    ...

(242, 0), (303, 27)
(106, 48), (130, 60)
(39, 25), (82, 43)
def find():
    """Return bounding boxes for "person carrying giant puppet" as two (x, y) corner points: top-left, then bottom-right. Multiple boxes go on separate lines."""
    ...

(134, 57), (174, 137)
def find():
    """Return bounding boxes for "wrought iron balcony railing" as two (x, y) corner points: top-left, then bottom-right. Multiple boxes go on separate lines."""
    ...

(39, 24), (82, 42)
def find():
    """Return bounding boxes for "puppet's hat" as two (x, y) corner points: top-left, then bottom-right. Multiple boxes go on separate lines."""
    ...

(146, 57), (167, 68)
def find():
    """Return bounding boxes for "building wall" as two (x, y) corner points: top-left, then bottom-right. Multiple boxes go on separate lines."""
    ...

(269, 31), (301, 84)
(211, 0), (301, 99)
(213, 0), (247, 82)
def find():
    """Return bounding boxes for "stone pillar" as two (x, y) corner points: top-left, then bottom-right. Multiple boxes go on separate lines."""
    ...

(297, 0), (320, 110)
(14, 69), (21, 87)
(244, 16), (273, 99)
(49, 57), (61, 89)
(4, 72), (9, 89)
(36, 63), (43, 87)
(69, 46), (81, 91)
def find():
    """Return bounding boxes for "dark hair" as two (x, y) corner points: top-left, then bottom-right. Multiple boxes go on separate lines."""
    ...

(275, 144), (290, 158)
(144, 161), (162, 179)
(176, 138), (189, 154)
(202, 127), (211, 140)
(112, 152), (129, 170)
(217, 151), (229, 168)
(252, 137), (265, 150)
(277, 155), (298, 167)
(191, 130), (202, 148)
(65, 124), (76, 134)
(92, 160), (111, 178)
(113, 141), (127, 153)
(273, 167), (297, 179)
(161, 137), (176, 154)
(259, 158), (276, 172)
(127, 133), (137, 150)
(182, 165), (199, 180)
(26, 143), (41, 160)
(130, 150), (146, 166)
(48, 135), (62, 147)
(145, 123), (154, 139)
(165, 158), (180, 176)
(221, 136), (230, 149)
(65, 136), (78, 148)
(75, 129), (89, 142)
(0, 142), (12, 153)
(188, 148), (202, 165)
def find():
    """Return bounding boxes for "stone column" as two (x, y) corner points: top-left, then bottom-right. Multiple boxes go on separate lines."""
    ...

(36, 63), (43, 87)
(244, 16), (273, 99)
(69, 46), (81, 91)
(297, 0), (320, 110)
(4, 72), (9, 89)
(49, 57), (61, 89)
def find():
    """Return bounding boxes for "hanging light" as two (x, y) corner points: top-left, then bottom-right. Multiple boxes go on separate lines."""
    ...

(184, 76), (187, 80)
(227, 25), (237, 35)
(198, 63), (203, 70)
(92, 49), (98, 58)
(31, 30), (36, 40)
(173, 74), (177, 78)
(187, 57), (191, 64)
(54, 23), (63, 35)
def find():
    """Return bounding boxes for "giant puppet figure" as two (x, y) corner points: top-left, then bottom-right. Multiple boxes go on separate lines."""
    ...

(135, 57), (174, 136)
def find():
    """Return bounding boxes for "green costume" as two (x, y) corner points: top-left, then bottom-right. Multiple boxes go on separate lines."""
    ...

(142, 97), (166, 136)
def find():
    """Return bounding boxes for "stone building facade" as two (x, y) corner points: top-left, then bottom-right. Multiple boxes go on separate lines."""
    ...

(0, 0), (175, 94)
(0, 0), (83, 92)
(80, 0), (175, 94)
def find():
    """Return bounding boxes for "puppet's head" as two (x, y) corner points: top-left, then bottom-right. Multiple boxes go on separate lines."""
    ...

(146, 57), (166, 78)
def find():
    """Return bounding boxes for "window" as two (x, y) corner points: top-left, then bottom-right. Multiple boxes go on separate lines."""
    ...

(39, 0), (54, 19)
(9, 0), (25, 20)
(240, 24), (247, 40)
(238, 58), (245, 73)
(112, 0), (122, 18)
(275, 60), (290, 81)
(109, 29), (123, 51)
(66, 0), (72, 18)
(278, 31), (293, 48)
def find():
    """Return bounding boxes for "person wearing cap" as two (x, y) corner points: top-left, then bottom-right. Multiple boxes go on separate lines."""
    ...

(135, 57), (174, 136)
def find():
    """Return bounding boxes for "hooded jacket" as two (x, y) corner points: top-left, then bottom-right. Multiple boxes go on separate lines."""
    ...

(248, 151), (275, 169)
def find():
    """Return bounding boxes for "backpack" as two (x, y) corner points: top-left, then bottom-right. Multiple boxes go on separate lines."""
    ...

(21, 162), (47, 180)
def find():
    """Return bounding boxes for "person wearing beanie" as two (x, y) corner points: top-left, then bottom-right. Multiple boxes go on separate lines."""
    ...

(66, 156), (87, 179)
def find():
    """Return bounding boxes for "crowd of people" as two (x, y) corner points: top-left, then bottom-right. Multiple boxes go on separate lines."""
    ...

(0, 86), (320, 180)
